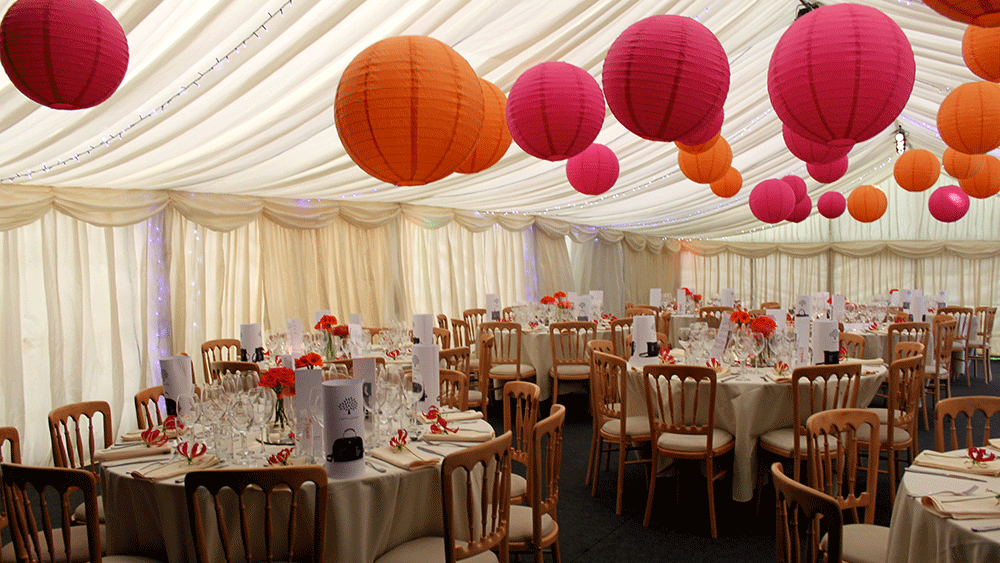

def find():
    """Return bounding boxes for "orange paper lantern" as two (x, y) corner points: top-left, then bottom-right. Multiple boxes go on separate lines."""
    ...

(937, 81), (1000, 155)
(959, 154), (1000, 198)
(943, 147), (985, 179)
(924, 1), (1000, 27)
(894, 149), (940, 192)
(847, 185), (887, 223)
(710, 167), (742, 198)
(678, 138), (732, 184)
(963, 25), (1000, 81)
(335, 36), (485, 186)
(456, 79), (511, 174)
(675, 132), (721, 155)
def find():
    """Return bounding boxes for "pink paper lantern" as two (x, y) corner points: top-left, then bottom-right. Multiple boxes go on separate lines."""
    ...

(603, 15), (729, 142)
(749, 179), (797, 224)
(566, 143), (619, 196)
(0, 0), (129, 110)
(786, 194), (812, 223)
(782, 124), (852, 164)
(678, 109), (724, 145)
(817, 192), (847, 218)
(782, 175), (808, 203)
(768, 4), (915, 147)
(928, 185), (971, 223)
(808, 156), (849, 184)
(506, 61), (605, 161)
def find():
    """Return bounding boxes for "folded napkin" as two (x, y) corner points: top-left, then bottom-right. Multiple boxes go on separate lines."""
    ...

(843, 357), (884, 366)
(712, 365), (730, 378)
(369, 447), (438, 470)
(990, 438), (1000, 453)
(921, 494), (1000, 519)
(764, 371), (792, 384)
(913, 450), (1000, 477)
(418, 410), (484, 424)
(130, 455), (219, 481)
(120, 429), (179, 442)
(94, 444), (172, 462)
(422, 429), (495, 443)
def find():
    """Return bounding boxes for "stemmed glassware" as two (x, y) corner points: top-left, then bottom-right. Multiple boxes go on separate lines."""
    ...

(248, 386), (275, 462)
(401, 377), (424, 431)
(228, 394), (254, 464)
(200, 384), (229, 460)
(174, 392), (201, 440)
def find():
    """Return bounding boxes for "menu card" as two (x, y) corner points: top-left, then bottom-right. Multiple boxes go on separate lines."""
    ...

(322, 378), (365, 479)
(590, 290), (604, 316)
(413, 313), (434, 345)
(577, 294), (593, 321)
(159, 356), (193, 417)
(286, 319), (304, 354)
(240, 323), (264, 362)
(811, 320), (839, 365)
(314, 310), (332, 325)
(710, 316), (733, 360)
(676, 289), (687, 314)
(832, 295), (846, 323)
(795, 315), (811, 365)
(649, 288), (662, 309)
(412, 343), (440, 412)
(630, 315), (658, 366)
(486, 294), (501, 321)
(721, 289), (735, 308)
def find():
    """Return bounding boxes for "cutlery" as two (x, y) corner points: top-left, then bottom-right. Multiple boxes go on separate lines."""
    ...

(935, 495), (996, 503)
(905, 468), (988, 483)
(108, 441), (145, 450)
(101, 454), (173, 468)
(365, 460), (387, 474)
(416, 446), (443, 458)
(972, 524), (1000, 533)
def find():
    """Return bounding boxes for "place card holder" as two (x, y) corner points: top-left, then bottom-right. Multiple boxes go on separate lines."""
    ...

(412, 313), (433, 345)
(286, 319), (304, 354)
(240, 323), (264, 363)
(710, 317), (733, 360)
(323, 378), (364, 479)
(160, 356), (193, 417)
(812, 320), (839, 365)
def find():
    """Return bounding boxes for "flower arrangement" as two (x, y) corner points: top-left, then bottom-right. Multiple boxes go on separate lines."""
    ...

(540, 295), (556, 305)
(295, 352), (324, 369)
(268, 447), (294, 466)
(389, 429), (408, 451)
(969, 447), (997, 467)
(557, 300), (574, 310)
(141, 427), (169, 448)
(750, 315), (777, 337)
(554, 291), (567, 301)
(730, 310), (752, 327)
(692, 293), (702, 304)
(260, 367), (296, 428)
(315, 314), (339, 358)
(332, 325), (350, 338)
(176, 441), (207, 464)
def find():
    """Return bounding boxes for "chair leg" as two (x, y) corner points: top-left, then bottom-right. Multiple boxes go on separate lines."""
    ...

(643, 450), (659, 527)
(888, 446), (897, 506)
(586, 421), (598, 485)
(551, 539), (561, 563)
(591, 435), (602, 498)
(616, 438), (627, 514)
(551, 374), (560, 406)
(965, 350), (972, 386)
(706, 458), (719, 539)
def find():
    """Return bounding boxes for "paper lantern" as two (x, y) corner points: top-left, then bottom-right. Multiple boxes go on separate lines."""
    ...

(847, 185), (887, 223)
(678, 109), (724, 146)
(937, 81), (1000, 155)
(817, 192), (846, 219)
(782, 175), (808, 203)
(603, 15), (729, 142)
(808, 156), (849, 184)
(782, 124), (852, 164)
(566, 143), (619, 196)
(335, 36), (485, 186)
(894, 149), (942, 192)
(942, 147), (984, 180)
(0, 0), (129, 110)
(959, 154), (1000, 198)
(749, 179), (796, 224)
(675, 132), (720, 154)
(710, 167), (742, 198)
(678, 137), (732, 184)
(929, 185), (971, 222)
(456, 79), (512, 174)
(768, 4), (915, 147)
(506, 61), (605, 161)
(786, 195), (812, 223)
(963, 25), (1000, 81)
(924, 0), (1000, 27)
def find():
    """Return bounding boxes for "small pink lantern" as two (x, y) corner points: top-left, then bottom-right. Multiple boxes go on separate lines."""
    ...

(603, 15), (729, 142)
(768, 4), (915, 147)
(782, 124), (852, 164)
(749, 179), (796, 224)
(928, 185), (971, 223)
(678, 109), (724, 146)
(782, 175), (808, 203)
(786, 194), (812, 223)
(506, 62), (605, 161)
(566, 143), (619, 195)
(808, 156), (849, 184)
(817, 192), (847, 218)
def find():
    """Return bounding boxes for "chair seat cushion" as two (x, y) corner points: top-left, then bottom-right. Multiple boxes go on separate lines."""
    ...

(601, 416), (651, 437)
(821, 523), (889, 563)
(924, 365), (949, 377)
(508, 505), (556, 543)
(856, 422), (911, 446)
(759, 428), (814, 454)
(550, 364), (590, 378)
(72, 495), (105, 523)
(374, 536), (499, 563)
(968, 338), (984, 347)
(1, 524), (106, 563)
(468, 390), (483, 403)
(511, 473), (527, 499)
(866, 407), (904, 425)
(657, 428), (734, 453)
(490, 364), (536, 378)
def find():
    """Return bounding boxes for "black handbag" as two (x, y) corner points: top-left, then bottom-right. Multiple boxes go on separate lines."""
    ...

(327, 428), (364, 463)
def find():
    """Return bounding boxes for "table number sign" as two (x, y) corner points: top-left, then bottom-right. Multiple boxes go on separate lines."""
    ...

(286, 319), (304, 354)
(322, 378), (364, 479)
(159, 356), (193, 417)
(710, 316), (733, 360)
(278, 354), (296, 370)
(649, 288), (662, 309)
(676, 289), (688, 314)
(240, 323), (264, 363)
(486, 294), (501, 321)
(412, 343), (440, 413)
(630, 315), (658, 367)
(721, 289), (735, 308)
(795, 295), (812, 318)
(811, 320), (839, 365)
(577, 294), (593, 321)
(412, 313), (434, 345)
(937, 290), (949, 308)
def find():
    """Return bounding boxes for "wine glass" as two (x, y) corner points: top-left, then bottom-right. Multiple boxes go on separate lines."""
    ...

(309, 385), (326, 463)
(200, 384), (228, 458)
(174, 393), (201, 440)
(401, 377), (424, 431)
(248, 386), (275, 460)
(227, 394), (254, 464)
(749, 331), (766, 369)
(732, 331), (750, 380)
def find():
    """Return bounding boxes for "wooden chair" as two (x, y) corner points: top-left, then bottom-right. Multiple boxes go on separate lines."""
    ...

(184, 465), (328, 563)
(772, 462), (842, 563)
(432, 326), (451, 349)
(747, 308), (765, 318)
(641, 365), (734, 538)
(863, 354), (923, 504)
(806, 409), (888, 563)
(134, 385), (165, 430)
(463, 308), (486, 352)
(761, 302), (780, 310)
(585, 339), (614, 486)
(440, 368), (470, 411)
(201, 338), (240, 385)
(699, 306), (733, 330)
(374, 432), (512, 563)
(0, 426), (21, 543)
(934, 395), (1000, 452)
(923, 314), (958, 429)
(450, 318), (472, 350)
(967, 306), (996, 384)
(509, 404), (566, 563)
(436, 313), (449, 330)
(48, 401), (113, 524)
(325, 357), (386, 380)
(475, 334), (495, 419)
(589, 352), (652, 515)
(610, 317), (633, 359)
(838, 331), (865, 359)
(880, 321), (929, 407)
(439, 346), (471, 375)
(503, 381), (541, 506)
(480, 322), (537, 404)
(659, 311), (671, 345)
(938, 306), (974, 386)
(549, 321), (597, 405)
(502, 306), (515, 321)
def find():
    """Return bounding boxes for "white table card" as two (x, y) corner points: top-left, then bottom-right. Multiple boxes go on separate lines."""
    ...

(890, 290), (902, 308)
(412, 313), (434, 345)
(795, 315), (811, 365)
(677, 289), (688, 314)
(590, 290), (604, 316)
(649, 288), (662, 309)
(349, 313), (362, 325)
(294, 367), (322, 452)
(278, 354), (296, 370)
(577, 294), (593, 321)
(814, 292), (830, 319)
(811, 320), (840, 365)
(795, 295), (812, 317)
(832, 295), (846, 323)
(240, 323), (264, 362)
(412, 343), (440, 412)
(286, 319), (304, 354)
(348, 324), (364, 358)
(322, 378), (365, 479)
(767, 309), (785, 332)
(314, 310), (333, 324)
(721, 289), (735, 308)
(937, 290), (950, 308)
(353, 357), (377, 389)
(486, 293), (501, 321)
(710, 316), (733, 360)
(630, 315), (658, 366)
(159, 356), (193, 417)
(910, 290), (925, 321)
(901, 289), (912, 310)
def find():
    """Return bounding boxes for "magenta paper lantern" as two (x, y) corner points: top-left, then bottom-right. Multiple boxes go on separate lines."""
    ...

(782, 124), (852, 164)
(678, 109), (724, 145)
(506, 61), (605, 161)
(817, 192), (847, 218)
(928, 185), (971, 223)
(0, 0), (128, 110)
(808, 156), (849, 184)
(603, 15), (729, 142)
(782, 175), (808, 203)
(786, 194), (812, 223)
(768, 4), (915, 147)
(749, 179), (796, 224)
(566, 143), (619, 195)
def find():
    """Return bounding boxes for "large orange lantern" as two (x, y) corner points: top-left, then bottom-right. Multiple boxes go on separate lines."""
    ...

(937, 81), (1000, 155)
(678, 138), (732, 184)
(924, 1), (1000, 27)
(959, 154), (1000, 198)
(942, 147), (985, 179)
(335, 36), (485, 186)
(894, 149), (940, 192)
(847, 185), (887, 223)
(456, 79), (511, 174)
(710, 168), (742, 198)
(963, 25), (1000, 81)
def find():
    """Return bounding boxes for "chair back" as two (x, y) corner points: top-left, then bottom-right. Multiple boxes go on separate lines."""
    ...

(659, 311), (671, 342)
(437, 314), (449, 330)
(886, 322), (930, 364)
(893, 341), (925, 362)
(480, 322), (523, 367)
(0, 427), (21, 535)
(451, 318), (472, 350)
(805, 409), (880, 525)
(787, 364), (862, 480)
(974, 306), (996, 346)
(934, 395), (1000, 451)
(610, 317), (633, 358)
(48, 401), (113, 477)
(202, 338), (240, 384)
(550, 321), (597, 370)
(772, 463), (843, 563)
(442, 432), (512, 563)
(432, 327), (452, 349)
(641, 365), (718, 451)
(761, 301), (780, 310)
(502, 306), (515, 321)
(463, 308), (486, 349)
(440, 346), (472, 375)
(503, 381), (541, 467)
(591, 352), (628, 428)
(885, 355), (924, 439)
(184, 465), (329, 563)
(440, 368), (470, 411)
(135, 385), (165, 430)
(477, 334), (495, 418)
(938, 306), (974, 343)
(700, 306), (734, 329)
(930, 314), (958, 374)
(837, 332), (865, 360)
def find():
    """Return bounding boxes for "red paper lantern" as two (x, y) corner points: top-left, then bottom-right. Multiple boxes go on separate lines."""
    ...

(749, 179), (796, 224)
(959, 154), (1000, 198)
(894, 149), (942, 192)
(335, 36), (484, 186)
(768, 4), (915, 147)
(603, 15), (729, 142)
(678, 109), (724, 146)
(847, 185), (887, 223)
(506, 61), (605, 161)
(786, 194), (812, 223)
(808, 156), (849, 184)
(937, 81), (1000, 155)
(928, 185), (971, 222)
(782, 124), (852, 164)
(782, 175), (808, 203)
(675, 132), (720, 154)
(0, 0), (128, 110)
(678, 137), (732, 184)
(942, 147), (984, 180)
(963, 25), (1000, 81)
(566, 143), (619, 196)
(457, 79), (512, 174)
(924, 0), (1000, 27)
(710, 167), (742, 198)
(817, 192), (846, 219)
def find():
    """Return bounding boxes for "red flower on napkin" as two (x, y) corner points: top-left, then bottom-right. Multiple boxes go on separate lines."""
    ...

(260, 367), (296, 398)
(141, 427), (169, 448)
(389, 429), (408, 451)
(268, 447), (294, 466)
(602, 313), (617, 321)
(659, 349), (676, 364)
(969, 447), (997, 467)
(706, 357), (722, 370)
(774, 362), (791, 377)
(295, 352), (324, 369)
(315, 314), (338, 332)
(176, 441), (207, 464)
(430, 415), (459, 435)
(424, 405), (441, 420)
(162, 415), (184, 432)
(540, 296), (556, 305)
(386, 349), (401, 360)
